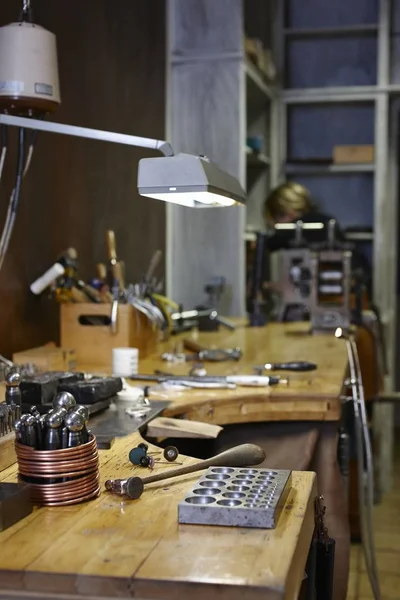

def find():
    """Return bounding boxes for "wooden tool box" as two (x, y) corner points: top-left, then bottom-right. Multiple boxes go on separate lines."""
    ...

(60, 303), (159, 371)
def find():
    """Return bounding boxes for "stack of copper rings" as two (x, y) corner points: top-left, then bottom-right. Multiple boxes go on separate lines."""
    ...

(15, 434), (100, 506)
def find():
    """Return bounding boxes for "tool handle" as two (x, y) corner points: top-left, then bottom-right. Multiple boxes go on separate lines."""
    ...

(106, 230), (117, 263)
(228, 375), (273, 387)
(141, 443), (266, 485)
(198, 349), (241, 362)
(97, 263), (107, 280)
(119, 260), (126, 289)
(30, 262), (65, 294)
(73, 279), (102, 303)
(214, 315), (236, 331)
(183, 338), (205, 353)
(145, 249), (162, 282)
(112, 261), (124, 289)
(270, 361), (317, 372)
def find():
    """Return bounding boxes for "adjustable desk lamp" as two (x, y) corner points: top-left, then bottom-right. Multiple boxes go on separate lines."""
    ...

(0, 113), (246, 209)
(0, 1), (245, 274)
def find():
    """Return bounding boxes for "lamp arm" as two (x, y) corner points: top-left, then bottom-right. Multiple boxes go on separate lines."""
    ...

(0, 114), (175, 156)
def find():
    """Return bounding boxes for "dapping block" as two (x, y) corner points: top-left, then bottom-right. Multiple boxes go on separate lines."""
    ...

(178, 467), (292, 529)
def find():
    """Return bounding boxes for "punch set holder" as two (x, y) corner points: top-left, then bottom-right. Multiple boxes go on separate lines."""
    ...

(15, 434), (100, 507)
(178, 467), (292, 529)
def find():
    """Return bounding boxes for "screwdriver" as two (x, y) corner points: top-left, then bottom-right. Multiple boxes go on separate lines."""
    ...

(253, 361), (317, 374)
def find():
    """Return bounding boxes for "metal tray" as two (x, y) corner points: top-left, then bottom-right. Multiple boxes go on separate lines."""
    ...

(178, 467), (292, 529)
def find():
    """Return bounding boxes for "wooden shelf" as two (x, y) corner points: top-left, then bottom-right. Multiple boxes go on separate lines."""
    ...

(284, 24), (378, 39)
(245, 59), (274, 100)
(246, 146), (270, 167)
(285, 163), (375, 175)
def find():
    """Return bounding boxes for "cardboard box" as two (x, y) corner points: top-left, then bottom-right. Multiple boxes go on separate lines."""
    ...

(244, 37), (276, 80)
(12, 344), (77, 372)
(333, 145), (374, 164)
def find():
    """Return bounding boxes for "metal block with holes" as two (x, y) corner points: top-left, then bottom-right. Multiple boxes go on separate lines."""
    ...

(178, 467), (292, 529)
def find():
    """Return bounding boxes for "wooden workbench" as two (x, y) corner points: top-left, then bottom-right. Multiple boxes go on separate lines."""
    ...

(0, 432), (317, 600)
(0, 322), (348, 475)
(141, 322), (348, 424)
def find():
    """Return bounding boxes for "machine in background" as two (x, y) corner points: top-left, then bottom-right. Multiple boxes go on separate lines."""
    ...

(277, 220), (354, 333)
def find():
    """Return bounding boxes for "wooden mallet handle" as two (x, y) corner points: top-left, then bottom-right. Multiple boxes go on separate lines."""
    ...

(112, 444), (266, 500)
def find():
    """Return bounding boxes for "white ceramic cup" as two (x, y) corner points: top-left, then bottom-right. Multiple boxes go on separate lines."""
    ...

(112, 347), (139, 376)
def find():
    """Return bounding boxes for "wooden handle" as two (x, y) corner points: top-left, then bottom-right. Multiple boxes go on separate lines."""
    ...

(106, 230), (117, 263)
(145, 249), (162, 282)
(183, 338), (206, 353)
(112, 261), (124, 289)
(70, 287), (90, 303)
(65, 247), (78, 261)
(118, 261), (126, 289)
(83, 284), (103, 303)
(97, 263), (107, 280)
(100, 290), (114, 303)
(142, 444), (266, 485)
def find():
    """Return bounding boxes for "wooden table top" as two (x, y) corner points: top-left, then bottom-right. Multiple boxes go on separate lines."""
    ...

(0, 432), (317, 600)
(140, 321), (348, 423)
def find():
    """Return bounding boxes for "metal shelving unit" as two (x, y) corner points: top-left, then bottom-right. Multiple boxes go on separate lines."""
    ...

(244, 3), (278, 233)
(275, 0), (396, 494)
(283, 24), (379, 38)
(245, 59), (275, 99)
(285, 163), (375, 174)
(246, 150), (271, 167)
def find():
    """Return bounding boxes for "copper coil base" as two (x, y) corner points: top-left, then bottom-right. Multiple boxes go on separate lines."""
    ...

(19, 466), (98, 481)
(23, 480), (99, 502)
(18, 472), (100, 505)
(20, 471), (100, 492)
(16, 434), (100, 507)
(30, 485), (101, 507)
(21, 473), (100, 502)
(17, 454), (99, 474)
(15, 435), (97, 461)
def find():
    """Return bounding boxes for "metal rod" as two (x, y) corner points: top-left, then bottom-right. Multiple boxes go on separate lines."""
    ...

(0, 115), (174, 157)
(345, 338), (381, 600)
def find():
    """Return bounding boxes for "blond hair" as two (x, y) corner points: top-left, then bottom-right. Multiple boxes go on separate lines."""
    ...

(264, 182), (313, 223)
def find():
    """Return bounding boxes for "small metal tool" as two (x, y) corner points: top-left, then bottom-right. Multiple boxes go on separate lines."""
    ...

(129, 443), (180, 469)
(105, 443), (266, 500)
(5, 368), (21, 407)
(74, 405), (90, 443)
(24, 414), (38, 449)
(130, 373), (288, 388)
(65, 410), (86, 447)
(53, 391), (76, 411)
(161, 348), (242, 363)
(253, 361), (317, 374)
(189, 364), (207, 377)
(44, 410), (64, 450)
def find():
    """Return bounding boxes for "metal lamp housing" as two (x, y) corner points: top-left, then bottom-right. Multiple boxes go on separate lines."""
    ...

(138, 153), (246, 207)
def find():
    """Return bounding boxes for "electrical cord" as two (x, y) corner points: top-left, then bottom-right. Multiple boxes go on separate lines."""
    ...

(0, 128), (31, 274)
(345, 336), (381, 600)
(0, 130), (37, 264)
(19, 0), (33, 23)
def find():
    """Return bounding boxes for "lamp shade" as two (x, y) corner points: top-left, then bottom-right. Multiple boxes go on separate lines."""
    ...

(137, 153), (246, 207)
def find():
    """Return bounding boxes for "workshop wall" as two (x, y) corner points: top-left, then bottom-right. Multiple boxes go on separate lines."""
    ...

(0, 0), (166, 357)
